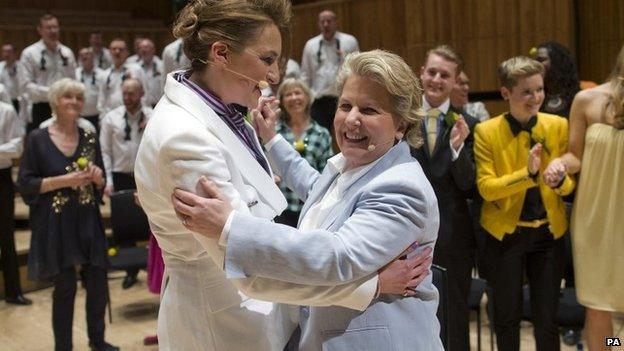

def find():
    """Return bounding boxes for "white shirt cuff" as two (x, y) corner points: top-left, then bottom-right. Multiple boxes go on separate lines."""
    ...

(264, 134), (284, 151)
(335, 274), (378, 311)
(218, 211), (236, 247)
(450, 140), (464, 161)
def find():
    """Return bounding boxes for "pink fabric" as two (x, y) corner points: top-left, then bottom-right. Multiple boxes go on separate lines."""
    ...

(147, 234), (165, 294)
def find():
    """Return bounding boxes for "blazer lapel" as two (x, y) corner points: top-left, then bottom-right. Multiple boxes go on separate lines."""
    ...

(163, 74), (286, 213)
(420, 122), (432, 160)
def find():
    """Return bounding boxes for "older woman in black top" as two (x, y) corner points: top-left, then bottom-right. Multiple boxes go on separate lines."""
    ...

(18, 78), (117, 351)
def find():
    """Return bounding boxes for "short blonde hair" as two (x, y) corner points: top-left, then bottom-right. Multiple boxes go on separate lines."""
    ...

(425, 45), (464, 76)
(276, 78), (313, 123)
(498, 56), (545, 89)
(173, 0), (292, 72)
(336, 50), (425, 148)
(48, 78), (85, 114)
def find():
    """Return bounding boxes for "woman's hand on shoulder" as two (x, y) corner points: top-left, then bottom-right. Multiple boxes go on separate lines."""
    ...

(172, 176), (233, 238)
(251, 96), (280, 143)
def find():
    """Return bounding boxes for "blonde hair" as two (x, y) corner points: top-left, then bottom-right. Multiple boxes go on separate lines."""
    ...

(336, 50), (425, 148)
(276, 78), (313, 123)
(425, 45), (464, 76)
(48, 78), (85, 114)
(173, 0), (292, 71)
(498, 56), (545, 89)
(609, 45), (624, 126)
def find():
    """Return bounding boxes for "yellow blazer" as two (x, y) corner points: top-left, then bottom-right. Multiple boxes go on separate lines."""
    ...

(474, 112), (575, 240)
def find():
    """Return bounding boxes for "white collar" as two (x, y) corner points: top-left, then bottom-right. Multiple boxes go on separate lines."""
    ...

(422, 97), (450, 115)
(327, 148), (387, 177)
(125, 108), (143, 119)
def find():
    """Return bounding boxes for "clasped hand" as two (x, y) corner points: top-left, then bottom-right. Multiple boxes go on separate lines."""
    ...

(66, 164), (104, 189)
(251, 96), (280, 143)
(543, 157), (567, 188)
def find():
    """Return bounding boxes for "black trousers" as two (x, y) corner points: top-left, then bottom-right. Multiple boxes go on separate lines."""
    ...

(0, 167), (23, 298)
(53, 265), (108, 351)
(83, 114), (100, 136)
(485, 225), (564, 351)
(274, 209), (300, 228)
(112, 172), (136, 193)
(310, 96), (338, 134)
(11, 99), (19, 113)
(28, 102), (52, 134)
(433, 247), (473, 351)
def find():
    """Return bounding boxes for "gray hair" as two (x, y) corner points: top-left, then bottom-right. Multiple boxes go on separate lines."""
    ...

(276, 78), (313, 123)
(48, 78), (85, 114)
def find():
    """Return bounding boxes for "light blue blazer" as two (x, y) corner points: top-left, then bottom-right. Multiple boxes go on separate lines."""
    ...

(225, 138), (443, 351)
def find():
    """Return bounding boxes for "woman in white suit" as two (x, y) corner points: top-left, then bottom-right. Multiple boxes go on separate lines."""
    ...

(135, 2), (427, 350)
(173, 50), (445, 351)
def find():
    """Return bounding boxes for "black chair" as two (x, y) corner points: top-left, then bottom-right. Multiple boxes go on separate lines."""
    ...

(432, 264), (450, 351)
(522, 286), (585, 348)
(108, 189), (150, 273)
(106, 190), (151, 322)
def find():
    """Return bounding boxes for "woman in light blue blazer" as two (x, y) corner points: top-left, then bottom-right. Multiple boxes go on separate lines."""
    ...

(173, 50), (444, 351)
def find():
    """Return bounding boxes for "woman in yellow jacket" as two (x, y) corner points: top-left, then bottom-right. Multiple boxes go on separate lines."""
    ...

(474, 56), (574, 351)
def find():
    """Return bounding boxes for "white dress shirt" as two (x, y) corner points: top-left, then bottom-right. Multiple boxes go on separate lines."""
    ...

(137, 57), (165, 107)
(300, 32), (359, 98)
(39, 116), (96, 133)
(162, 38), (191, 74)
(76, 67), (105, 116)
(299, 152), (383, 231)
(99, 105), (153, 186)
(464, 101), (490, 122)
(423, 97), (463, 159)
(20, 39), (76, 103)
(0, 84), (10, 104)
(126, 54), (141, 65)
(0, 102), (24, 169)
(285, 59), (301, 79)
(96, 62), (142, 115)
(0, 60), (27, 100)
(90, 47), (112, 70)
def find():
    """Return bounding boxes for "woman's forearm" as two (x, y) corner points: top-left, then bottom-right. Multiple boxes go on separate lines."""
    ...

(39, 174), (68, 194)
(560, 152), (582, 175)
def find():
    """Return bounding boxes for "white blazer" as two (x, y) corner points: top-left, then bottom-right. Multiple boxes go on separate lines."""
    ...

(135, 73), (376, 351)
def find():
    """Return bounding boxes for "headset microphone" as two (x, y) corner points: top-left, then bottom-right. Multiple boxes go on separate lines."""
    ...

(367, 139), (395, 152)
(197, 58), (269, 90)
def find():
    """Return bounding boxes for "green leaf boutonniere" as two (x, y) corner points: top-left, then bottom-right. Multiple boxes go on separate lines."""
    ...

(445, 110), (460, 128)
(531, 134), (550, 155)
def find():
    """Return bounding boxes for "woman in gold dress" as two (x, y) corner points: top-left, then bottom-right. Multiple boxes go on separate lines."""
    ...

(545, 45), (624, 351)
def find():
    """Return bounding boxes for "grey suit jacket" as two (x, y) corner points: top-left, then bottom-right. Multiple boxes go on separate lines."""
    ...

(225, 138), (444, 351)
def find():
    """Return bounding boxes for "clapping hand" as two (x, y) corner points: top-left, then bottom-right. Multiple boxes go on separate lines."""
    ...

(251, 96), (280, 143)
(528, 143), (542, 175)
(450, 116), (470, 151)
(543, 157), (567, 188)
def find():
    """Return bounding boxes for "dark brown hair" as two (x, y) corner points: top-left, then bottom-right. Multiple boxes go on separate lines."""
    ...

(173, 0), (292, 71)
